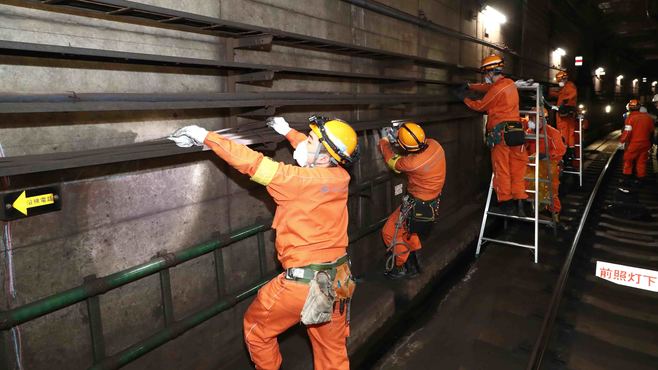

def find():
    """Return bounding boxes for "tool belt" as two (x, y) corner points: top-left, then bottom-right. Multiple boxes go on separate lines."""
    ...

(558, 104), (576, 117)
(486, 121), (525, 148)
(286, 255), (356, 325)
(403, 194), (441, 237)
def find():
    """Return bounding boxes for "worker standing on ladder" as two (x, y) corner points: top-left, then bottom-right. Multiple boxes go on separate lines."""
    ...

(549, 71), (578, 168)
(525, 108), (566, 220)
(620, 99), (654, 187)
(378, 122), (446, 279)
(168, 115), (359, 370)
(460, 54), (528, 215)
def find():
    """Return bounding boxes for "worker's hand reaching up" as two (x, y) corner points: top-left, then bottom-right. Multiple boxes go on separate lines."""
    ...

(266, 116), (292, 136)
(168, 125), (209, 147)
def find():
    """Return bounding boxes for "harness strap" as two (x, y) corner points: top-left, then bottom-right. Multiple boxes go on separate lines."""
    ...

(284, 255), (349, 283)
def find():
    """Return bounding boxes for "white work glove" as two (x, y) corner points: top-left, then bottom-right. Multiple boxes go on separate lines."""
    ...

(266, 116), (291, 136)
(514, 79), (535, 87)
(550, 104), (560, 111)
(527, 120), (536, 130)
(167, 125), (209, 147)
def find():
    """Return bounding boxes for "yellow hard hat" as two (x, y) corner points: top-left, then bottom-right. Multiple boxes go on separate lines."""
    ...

(556, 71), (568, 82)
(396, 122), (427, 152)
(309, 116), (359, 165)
(480, 54), (504, 73)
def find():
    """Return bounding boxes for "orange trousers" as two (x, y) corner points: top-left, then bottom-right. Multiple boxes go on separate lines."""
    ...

(623, 144), (651, 178)
(550, 160), (561, 213)
(492, 144), (529, 202)
(557, 115), (577, 147)
(382, 205), (421, 267)
(243, 274), (349, 370)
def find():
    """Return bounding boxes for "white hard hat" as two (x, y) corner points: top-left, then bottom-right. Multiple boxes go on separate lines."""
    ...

(653, 94), (658, 103)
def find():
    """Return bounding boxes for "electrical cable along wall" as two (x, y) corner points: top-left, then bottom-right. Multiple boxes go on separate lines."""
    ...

(0, 1), (558, 369)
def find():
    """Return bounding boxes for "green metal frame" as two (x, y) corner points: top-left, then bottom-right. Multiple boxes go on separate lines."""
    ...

(0, 170), (394, 370)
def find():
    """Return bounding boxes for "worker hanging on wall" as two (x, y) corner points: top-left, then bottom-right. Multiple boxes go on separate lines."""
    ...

(619, 99), (654, 189)
(549, 71), (578, 168)
(524, 108), (566, 221)
(168, 115), (359, 370)
(378, 122), (446, 279)
(458, 54), (529, 216)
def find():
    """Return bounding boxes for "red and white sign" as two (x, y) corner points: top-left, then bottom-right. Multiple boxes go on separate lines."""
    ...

(596, 261), (658, 292)
(575, 56), (583, 66)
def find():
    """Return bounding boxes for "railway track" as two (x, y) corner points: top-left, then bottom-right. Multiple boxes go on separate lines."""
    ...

(370, 134), (658, 370)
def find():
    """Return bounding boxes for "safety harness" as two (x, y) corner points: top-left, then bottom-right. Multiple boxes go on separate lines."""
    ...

(385, 194), (440, 272)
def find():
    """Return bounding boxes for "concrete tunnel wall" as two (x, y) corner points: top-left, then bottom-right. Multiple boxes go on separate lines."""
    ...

(0, 1), (559, 369)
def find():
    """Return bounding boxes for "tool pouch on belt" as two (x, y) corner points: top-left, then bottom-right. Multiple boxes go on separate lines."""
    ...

(333, 263), (356, 324)
(502, 121), (525, 146)
(407, 195), (440, 236)
(301, 271), (335, 325)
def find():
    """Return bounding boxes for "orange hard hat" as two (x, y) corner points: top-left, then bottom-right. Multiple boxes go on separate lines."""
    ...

(556, 71), (568, 82)
(627, 99), (640, 110)
(480, 54), (504, 73)
(396, 122), (427, 152)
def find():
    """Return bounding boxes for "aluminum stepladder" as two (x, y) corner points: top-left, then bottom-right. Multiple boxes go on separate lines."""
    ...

(475, 83), (558, 263)
(562, 114), (584, 187)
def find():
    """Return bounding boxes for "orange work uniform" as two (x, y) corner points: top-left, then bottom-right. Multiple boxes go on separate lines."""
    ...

(204, 129), (351, 370)
(526, 124), (566, 213)
(379, 138), (446, 266)
(620, 111), (655, 179)
(465, 77), (528, 202)
(550, 81), (578, 147)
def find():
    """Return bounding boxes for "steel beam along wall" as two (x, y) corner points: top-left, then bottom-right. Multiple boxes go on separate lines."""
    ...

(0, 1), (517, 369)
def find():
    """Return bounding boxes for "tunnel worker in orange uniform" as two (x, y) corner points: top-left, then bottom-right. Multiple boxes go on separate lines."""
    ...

(549, 70), (578, 167)
(620, 99), (655, 186)
(461, 54), (528, 215)
(168, 115), (359, 370)
(379, 122), (446, 279)
(525, 108), (566, 218)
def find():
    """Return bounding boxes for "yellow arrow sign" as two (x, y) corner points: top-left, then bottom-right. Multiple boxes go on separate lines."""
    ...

(12, 191), (55, 216)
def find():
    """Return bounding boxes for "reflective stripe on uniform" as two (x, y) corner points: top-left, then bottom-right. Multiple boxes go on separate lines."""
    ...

(624, 125), (632, 131)
(250, 157), (279, 186)
(387, 155), (401, 173)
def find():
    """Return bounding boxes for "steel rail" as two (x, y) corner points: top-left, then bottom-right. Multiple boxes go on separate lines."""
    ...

(0, 91), (452, 114)
(0, 223), (269, 330)
(0, 112), (476, 177)
(526, 146), (619, 370)
(1, 0), (480, 73)
(0, 40), (456, 86)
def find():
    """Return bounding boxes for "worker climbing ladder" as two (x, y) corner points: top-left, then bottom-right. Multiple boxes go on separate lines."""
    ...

(562, 114), (584, 187)
(475, 84), (558, 263)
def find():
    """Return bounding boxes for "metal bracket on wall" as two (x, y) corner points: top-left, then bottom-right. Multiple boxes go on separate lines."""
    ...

(236, 34), (273, 51)
(234, 70), (275, 86)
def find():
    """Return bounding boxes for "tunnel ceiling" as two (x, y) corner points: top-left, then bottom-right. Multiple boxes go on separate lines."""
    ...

(592, 0), (658, 63)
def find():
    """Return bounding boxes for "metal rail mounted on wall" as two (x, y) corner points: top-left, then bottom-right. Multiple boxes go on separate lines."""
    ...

(0, 172), (393, 370)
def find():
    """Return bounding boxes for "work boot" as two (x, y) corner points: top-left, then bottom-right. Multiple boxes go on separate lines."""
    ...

(491, 200), (515, 215)
(563, 148), (575, 170)
(518, 200), (533, 217)
(385, 264), (411, 279)
(405, 251), (422, 276)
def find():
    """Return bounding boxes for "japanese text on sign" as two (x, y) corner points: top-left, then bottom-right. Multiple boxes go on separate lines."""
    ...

(596, 261), (657, 292)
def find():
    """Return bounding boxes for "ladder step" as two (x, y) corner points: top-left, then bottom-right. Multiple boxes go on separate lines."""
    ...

(563, 170), (581, 175)
(486, 211), (554, 225)
(575, 144), (581, 147)
(524, 134), (547, 139)
(574, 130), (581, 133)
(523, 177), (551, 182)
(481, 237), (536, 250)
(525, 190), (536, 193)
